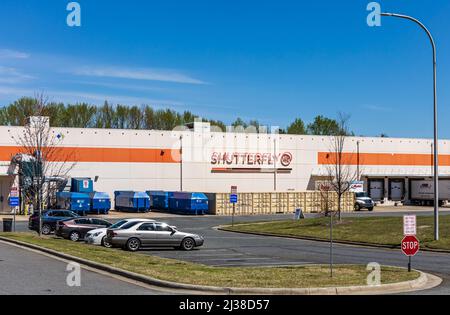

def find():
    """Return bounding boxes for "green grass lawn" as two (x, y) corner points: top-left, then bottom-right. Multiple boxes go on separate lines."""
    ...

(0, 233), (418, 288)
(222, 215), (450, 251)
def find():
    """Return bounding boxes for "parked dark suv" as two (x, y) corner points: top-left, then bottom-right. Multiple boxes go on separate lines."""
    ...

(55, 218), (112, 242)
(28, 210), (80, 235)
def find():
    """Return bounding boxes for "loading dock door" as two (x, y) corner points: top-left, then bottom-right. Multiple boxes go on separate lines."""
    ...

(369, 180), (384, 201)
(390, 181), (404, 201)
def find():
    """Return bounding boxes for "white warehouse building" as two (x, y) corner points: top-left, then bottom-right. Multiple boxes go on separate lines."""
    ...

(1, 120), (450, 213)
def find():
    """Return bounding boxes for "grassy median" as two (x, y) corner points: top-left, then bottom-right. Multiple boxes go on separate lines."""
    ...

(0, 232), (418, 288)
(222, 215), (450, 251)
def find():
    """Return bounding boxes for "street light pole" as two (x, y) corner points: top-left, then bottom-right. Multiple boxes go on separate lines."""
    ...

(274, 138), (277, 191)
(381, 12), (439, 241)
(357, 141), (360, 180)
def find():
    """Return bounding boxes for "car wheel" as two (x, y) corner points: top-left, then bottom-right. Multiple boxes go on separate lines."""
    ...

(126, 238), (141, 252)
(69, 231), (81, 242)
(102, 236), (112, 248)
(41, 224), (52, 235)
(368, 207), (374, 212)
(354, 204), (361, 211)
(181, 237), (195, 251)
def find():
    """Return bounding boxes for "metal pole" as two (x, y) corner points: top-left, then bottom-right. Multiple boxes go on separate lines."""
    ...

(232, 203), (235, 227)
(357, 141), (360, 179)
(13, 206), (16, 232)
(274, 138), (277, 191)
(381, 12), (439, 240)
(408, 256), (412, 272)
(330, 212), (333, 278)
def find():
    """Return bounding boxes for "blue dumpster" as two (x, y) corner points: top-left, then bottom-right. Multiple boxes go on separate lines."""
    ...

(169, 192), (209, 215)
(114, 191), (151, 213)
(71, 178), (93, 193)
(146, 191), (169, 211)
(89, 192), (111, 214)
(56, 192), (91, 215)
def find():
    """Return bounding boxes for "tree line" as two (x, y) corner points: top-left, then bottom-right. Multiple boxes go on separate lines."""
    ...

(0, 97), (351, 136)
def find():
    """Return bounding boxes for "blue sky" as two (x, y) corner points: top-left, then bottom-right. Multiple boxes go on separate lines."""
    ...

(0, 0), (449, 138)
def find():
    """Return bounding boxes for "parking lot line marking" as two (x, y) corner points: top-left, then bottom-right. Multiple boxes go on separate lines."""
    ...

(212, 261), (314, 267)
(188, 257), (269, 262)
(171, 253), (245, 258)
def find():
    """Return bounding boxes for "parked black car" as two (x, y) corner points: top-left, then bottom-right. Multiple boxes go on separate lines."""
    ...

(55, 218), (112, 242)
(28, 210), (80, 235)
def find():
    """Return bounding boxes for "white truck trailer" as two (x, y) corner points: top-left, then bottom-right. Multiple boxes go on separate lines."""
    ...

(410, 179), (450, 205)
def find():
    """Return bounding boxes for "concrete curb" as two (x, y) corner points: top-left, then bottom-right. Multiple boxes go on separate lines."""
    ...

(216, 226), (450, 254)
(0, 236), (441, 295)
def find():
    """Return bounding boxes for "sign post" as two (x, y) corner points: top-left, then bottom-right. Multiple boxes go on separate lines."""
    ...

(230, 186), (238, 226)
(9, 187), (20, 232)
(402, 215), (419, 272)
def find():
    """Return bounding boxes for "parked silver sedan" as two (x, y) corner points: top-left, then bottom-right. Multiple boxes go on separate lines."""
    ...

(105, 221), (204, 252)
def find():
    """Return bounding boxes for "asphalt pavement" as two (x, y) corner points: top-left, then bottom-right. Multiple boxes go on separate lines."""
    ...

(5, 210), (450, 294)
(0, 241), (177, 295)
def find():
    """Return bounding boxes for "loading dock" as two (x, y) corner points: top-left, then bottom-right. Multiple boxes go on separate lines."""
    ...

(389, 179), (405, 201)
(368, 179), (384, 201)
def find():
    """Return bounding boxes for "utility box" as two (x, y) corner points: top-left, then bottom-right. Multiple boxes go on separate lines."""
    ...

(114, 191), (151, 213)
(71, 178), (94, 193)
(89, 192), (111, 214)
(169, 192), (209, 215)
(146, 191), (170, 211)
(56, 192), (90, 215)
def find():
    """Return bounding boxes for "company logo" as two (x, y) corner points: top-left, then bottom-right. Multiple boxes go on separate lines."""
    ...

(210, 152), (293, 174)
(211, 152), (293, 166)
(280, 152), (292, 167)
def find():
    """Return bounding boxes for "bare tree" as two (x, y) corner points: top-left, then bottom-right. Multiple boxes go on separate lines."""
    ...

(10, 94), (76, 236)
(316, 179), (334, 217)
(323, 113), (358, 221)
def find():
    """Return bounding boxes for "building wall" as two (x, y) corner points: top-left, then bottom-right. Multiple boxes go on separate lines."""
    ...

(2, 125), (450, 211)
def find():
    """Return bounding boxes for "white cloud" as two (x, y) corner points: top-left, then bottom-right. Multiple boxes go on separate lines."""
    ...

(0, 67), (34, 84)
(0, 86), (184, 107)
(50, 90), (185, 106)
(68, 80), (170, 93)
(72, 66), (207, 85)
(0, 49), (30, 59)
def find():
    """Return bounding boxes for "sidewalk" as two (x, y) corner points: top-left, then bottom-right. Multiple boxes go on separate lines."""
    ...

(372, 205), (450, 213)
(0, 214), (29, 222)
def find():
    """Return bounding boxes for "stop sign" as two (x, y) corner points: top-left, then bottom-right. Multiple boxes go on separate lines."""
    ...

(401, 235), (420, 256)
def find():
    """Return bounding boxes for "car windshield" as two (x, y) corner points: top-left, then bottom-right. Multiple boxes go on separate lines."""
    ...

(355, 192), (368, 198)
(109, 220), (128, 229)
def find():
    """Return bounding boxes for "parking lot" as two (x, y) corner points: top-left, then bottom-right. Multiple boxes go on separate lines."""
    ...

(4, 209), (450, 294)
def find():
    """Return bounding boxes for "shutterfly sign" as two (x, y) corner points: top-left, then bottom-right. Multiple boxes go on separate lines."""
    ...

(211, 152), (293, 174)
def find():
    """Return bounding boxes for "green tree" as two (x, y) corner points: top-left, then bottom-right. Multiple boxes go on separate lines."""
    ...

(307, 115), (341, 136)
(94, 101), (116, 128)
(2, 97), (38, 125)
(128, 105), (144, 129)
(286, 118), (306, 135)
(143, 105), (155, 129)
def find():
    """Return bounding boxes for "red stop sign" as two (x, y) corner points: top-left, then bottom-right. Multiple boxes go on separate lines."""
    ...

(401, 235), (420, 256)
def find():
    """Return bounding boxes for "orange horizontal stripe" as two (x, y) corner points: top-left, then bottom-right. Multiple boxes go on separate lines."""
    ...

(0, 146), (180, 163)
(318, 152), (450, 166)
